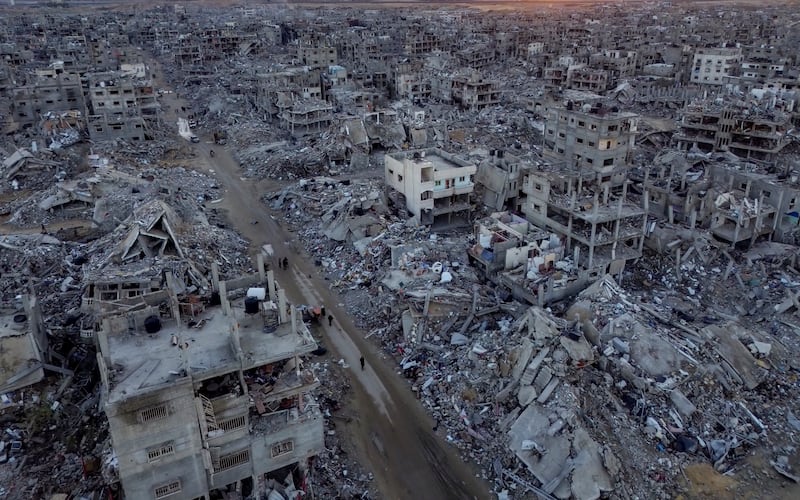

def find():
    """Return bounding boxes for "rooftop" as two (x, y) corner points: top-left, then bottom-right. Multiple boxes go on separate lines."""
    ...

(104, 295), (316, 404)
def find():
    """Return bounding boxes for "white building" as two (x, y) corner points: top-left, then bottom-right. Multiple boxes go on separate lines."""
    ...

(691, 47), (742, 85)
(385, 149), (476, 227)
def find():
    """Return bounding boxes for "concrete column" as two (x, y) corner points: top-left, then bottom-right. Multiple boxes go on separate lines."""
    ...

(668, 205), (674, 224)
(689, 210), (697, 230)
(588, 223), (597, 268)
(211, 262), (220, 291)
(675, 247), (681, 280)
(573, 246), (580, 266)
(278, 289), (288, 324)
(257, 253), (265, 282)
(267, 270), (275, 302)
(219, 281), (231, 316)
(289, 304), (297, 335)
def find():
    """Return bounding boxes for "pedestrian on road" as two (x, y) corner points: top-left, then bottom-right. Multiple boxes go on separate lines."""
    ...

(359, 356), (365, 370)
(277, 259), (283, 270)
(433, 420), (439, 432)
(321, 306), (326, 317)
(282, 257), (288, 269)
(328, 314), (333, 326)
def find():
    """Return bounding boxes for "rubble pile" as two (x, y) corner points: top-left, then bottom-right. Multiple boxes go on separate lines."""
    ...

(269, 172), (800, 497)
(309, 360), (378, 499)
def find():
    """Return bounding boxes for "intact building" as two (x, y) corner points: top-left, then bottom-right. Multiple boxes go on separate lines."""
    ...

(385, 149), (476, 227)
(690, 47), (742, 86)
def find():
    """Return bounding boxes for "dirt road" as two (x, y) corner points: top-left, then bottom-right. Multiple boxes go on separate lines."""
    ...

(155, 76), (492, 499)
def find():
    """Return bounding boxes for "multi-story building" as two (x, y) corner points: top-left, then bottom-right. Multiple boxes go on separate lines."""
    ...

(540, 95), (638, 176)
(675, 101), (792, 163)
(566, 65), (609, 93)
(9, 68), (85, 129)
(467, 211), (594, 306)
(520, 166), (647, 272)
(85, 71), (158, 141)
(588, 50), (637, 86)
(297, 44), (337, 69)
(451, 72), (500, 110)
(279, 98), (333, 136)
(384, 148), (476, 227)
(98, 263), (324, 499)
(690, 46), (742, 85)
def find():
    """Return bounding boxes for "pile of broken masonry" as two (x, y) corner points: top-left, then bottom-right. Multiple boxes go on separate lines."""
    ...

(269, 176), (800, 499)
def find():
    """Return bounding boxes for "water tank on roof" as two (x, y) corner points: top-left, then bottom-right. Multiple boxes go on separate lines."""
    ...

(244, 296), (260, 315)
(144, 315), (161, 334)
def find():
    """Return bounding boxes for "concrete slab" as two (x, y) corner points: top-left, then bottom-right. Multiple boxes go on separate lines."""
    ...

(509, 404), (571, 486)
(571, 428), (613, 500)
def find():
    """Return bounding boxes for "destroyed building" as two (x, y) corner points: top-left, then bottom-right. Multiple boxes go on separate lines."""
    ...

(98, 261), (323, 499)
(9, 67), (84, 131)
(86, 71), (157, 142)
(0, 294), (52, 396)
(385, 148), (476, 227)
(675, 99), (793, 163)
(475, 149), (529, 212)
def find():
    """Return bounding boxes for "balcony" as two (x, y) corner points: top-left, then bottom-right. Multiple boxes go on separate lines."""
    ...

(432, 182), (474, 198)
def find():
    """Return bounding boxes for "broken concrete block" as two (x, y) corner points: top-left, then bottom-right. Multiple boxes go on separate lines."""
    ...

(670, 389), (697, 417)
(536, 377), (560, 404)
(571, 428), (613, 500)
(533, 365), (554, 392)
(517, 385), (537, 407)
(560, 335), (594, 363)
(748, 341), (771, 356)
(450, 332), (469, 345)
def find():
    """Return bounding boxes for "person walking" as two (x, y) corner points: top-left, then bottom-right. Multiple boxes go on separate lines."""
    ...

(359, 356), (365, 370)
(321, 306), (326, 317)
(282, 257), (288, 270)
(328, 314), (333, 327)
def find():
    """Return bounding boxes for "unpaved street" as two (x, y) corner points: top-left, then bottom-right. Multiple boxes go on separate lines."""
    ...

(157, 80), (492, 499)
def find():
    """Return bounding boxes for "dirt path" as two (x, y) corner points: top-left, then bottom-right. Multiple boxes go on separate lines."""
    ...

(155, 72), (492, 499)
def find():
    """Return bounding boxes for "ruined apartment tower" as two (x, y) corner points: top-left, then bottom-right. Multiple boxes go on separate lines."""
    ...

(523, 95), (647, 272)
(384, 148), (476, 227)
(675, 101), (792, 163)
(97, 261), (323, 499)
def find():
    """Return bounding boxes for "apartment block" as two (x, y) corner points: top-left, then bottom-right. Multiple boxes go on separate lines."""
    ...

(385, 149), (476, 227)
(9, 69), (84, 129)
(297, 45), (338, 69)
(690, 46), (742, 85)
(98, 263), (324, 499)
(566, 65), (609, 93)
(675, 102), (791, 163)
(451, 72), (501, 110)
(541, 96), (638, 176)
